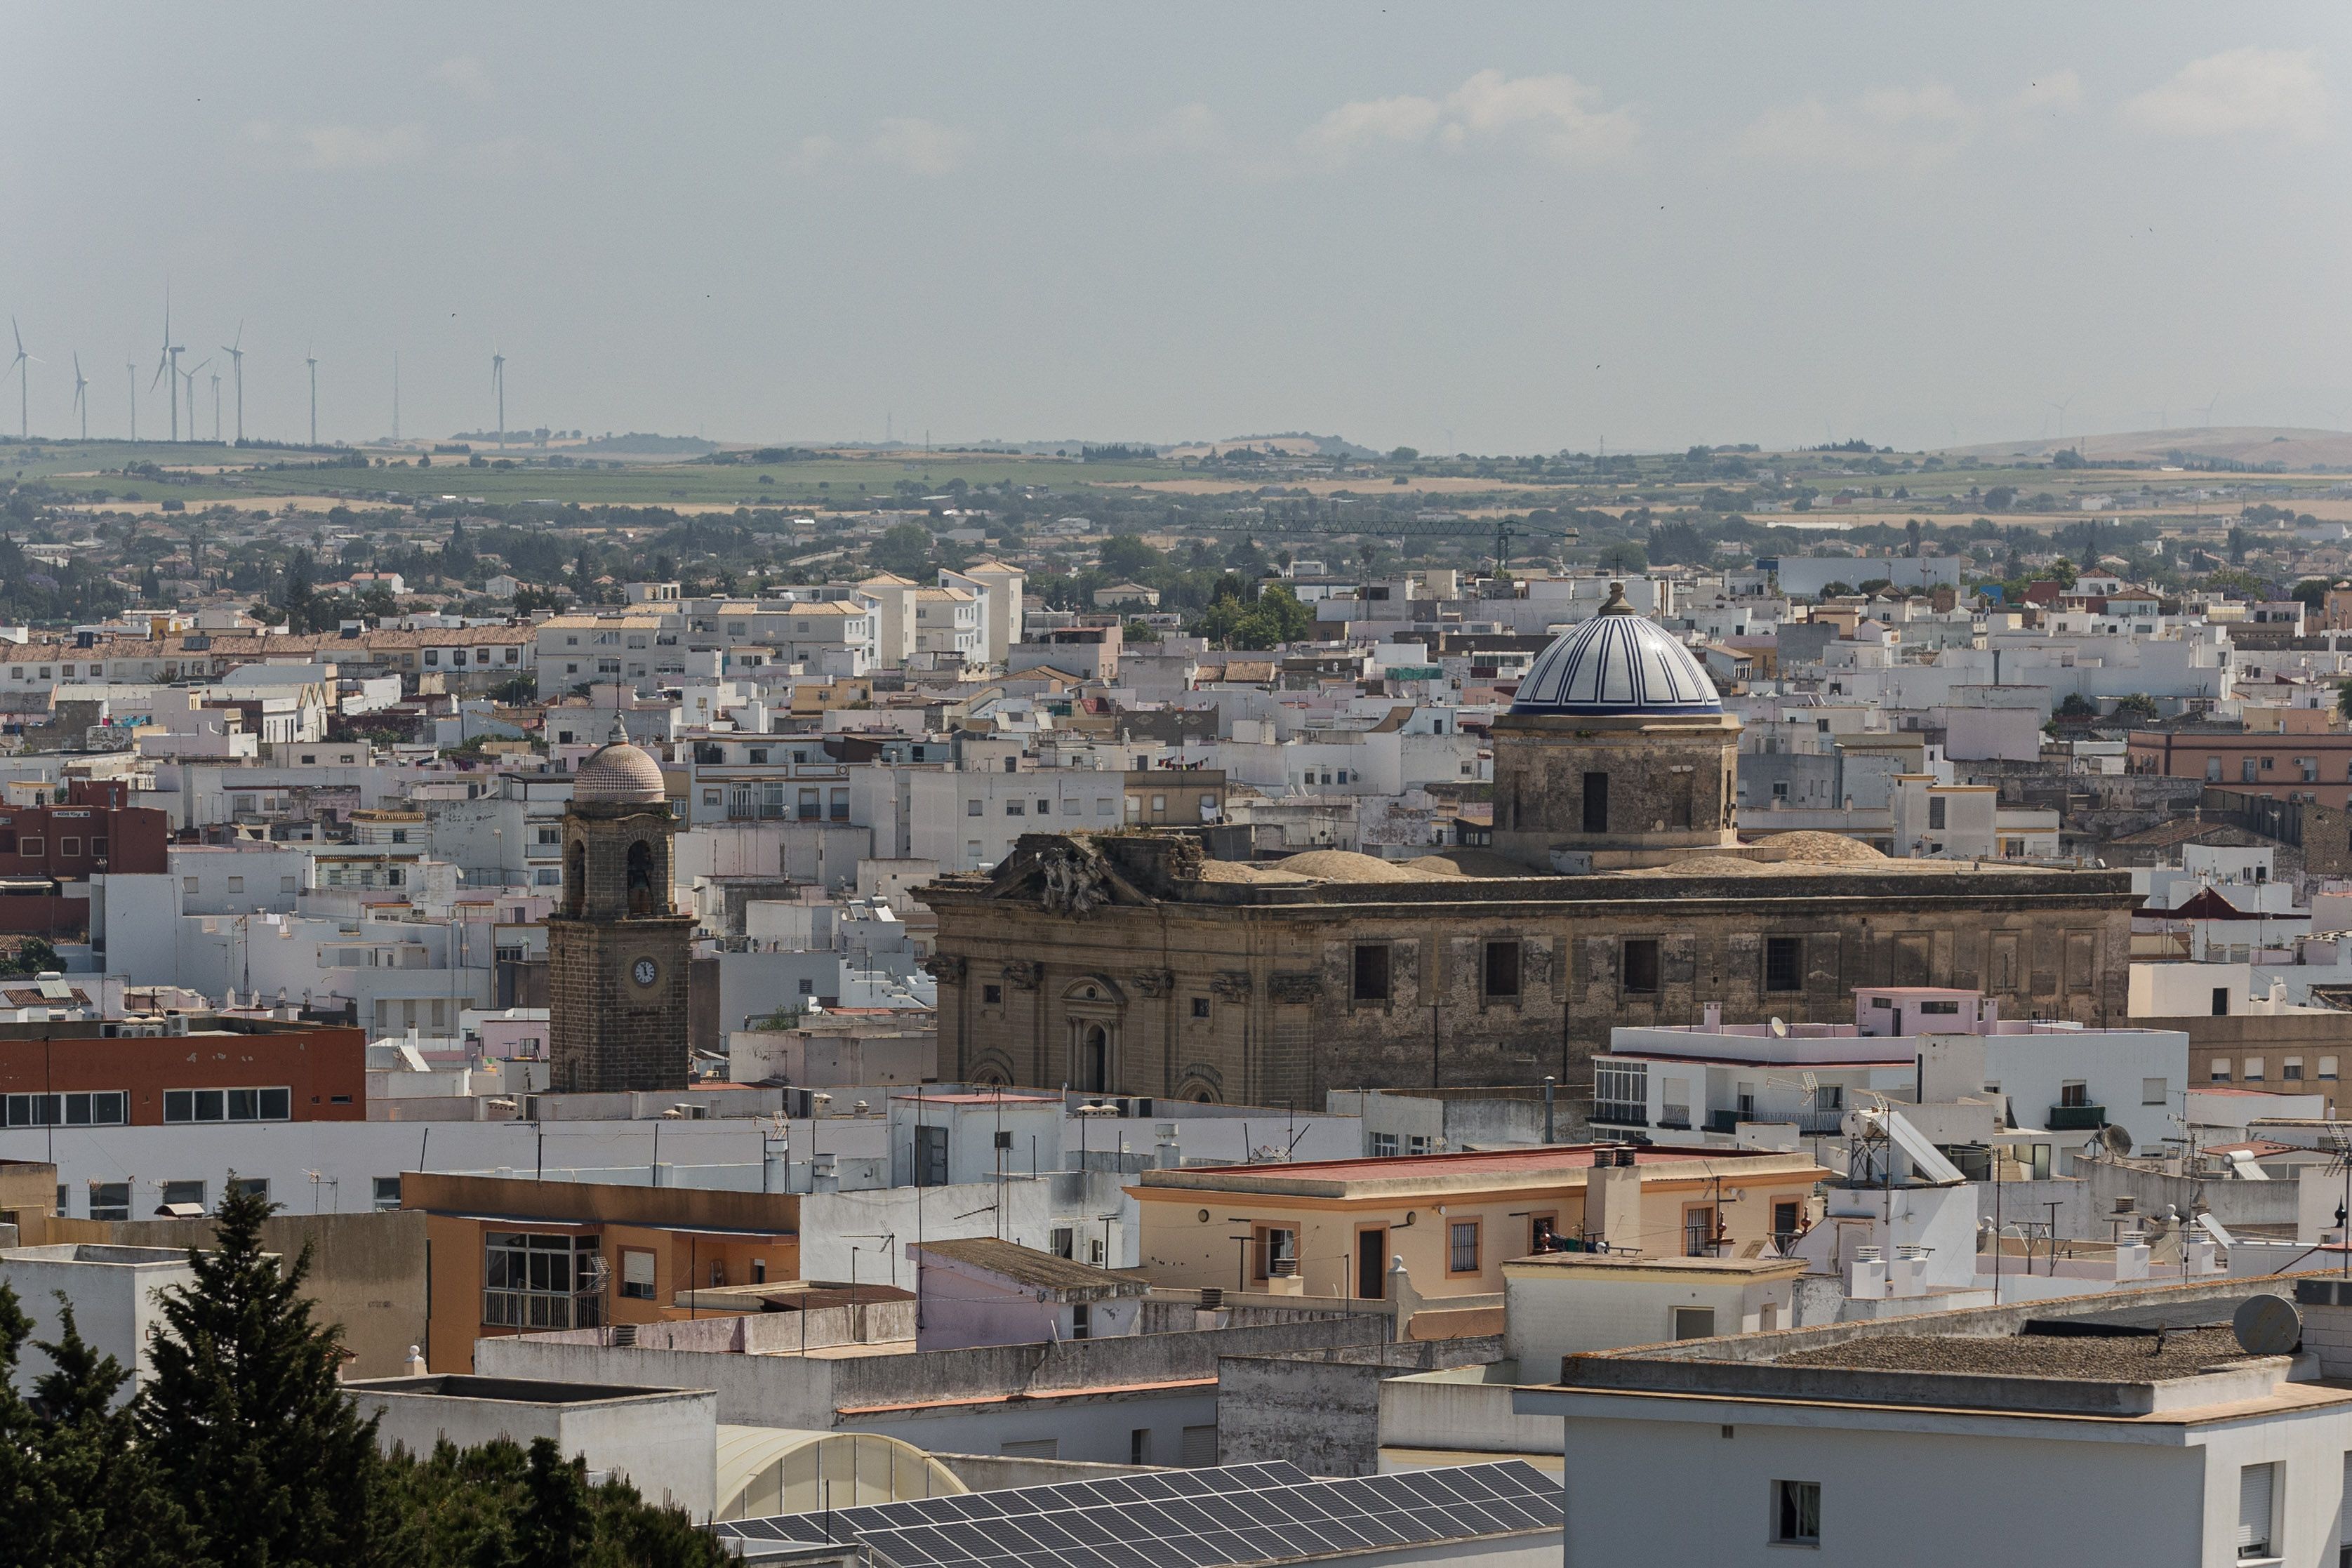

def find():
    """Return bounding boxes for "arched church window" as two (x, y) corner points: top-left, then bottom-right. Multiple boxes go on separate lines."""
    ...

(627, 839), (655, 916)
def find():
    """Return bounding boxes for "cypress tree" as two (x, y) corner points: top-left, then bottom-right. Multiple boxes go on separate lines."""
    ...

(135, 1177), (380, 1567)
(27, 1297), (198, 1567)
(0, 1283), (52, 1552)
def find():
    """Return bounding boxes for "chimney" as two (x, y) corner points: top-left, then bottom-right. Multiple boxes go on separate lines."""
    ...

(1154, 1122), (1181, 1169)
(1702, 1001), (1723, 1029)
(1583, 1157), (1642, 1249)
(811, 1153), (840, 1194)
(1889, 1245), (1929, 1298)
(1848, 1244), (1887, 1298)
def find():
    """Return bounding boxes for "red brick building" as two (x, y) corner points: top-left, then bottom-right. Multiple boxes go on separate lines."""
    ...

(0, 1016), (366, 1128)
(0, 779), (171, 936)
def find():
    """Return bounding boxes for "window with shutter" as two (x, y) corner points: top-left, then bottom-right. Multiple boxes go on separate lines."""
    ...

(2238, 1461), (2274, 1558)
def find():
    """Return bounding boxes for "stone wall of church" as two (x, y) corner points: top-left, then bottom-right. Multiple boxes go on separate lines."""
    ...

(546, 915), (695, 1092)
(926, 869), (2137, 1113)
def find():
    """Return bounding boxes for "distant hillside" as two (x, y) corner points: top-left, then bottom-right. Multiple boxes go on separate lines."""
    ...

(1160, 432), (1379, 461)
(578, 432), (719, 456)
(1941, 425), (2352, 470)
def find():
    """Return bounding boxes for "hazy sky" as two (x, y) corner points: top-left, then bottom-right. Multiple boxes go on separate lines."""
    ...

(4, 4), (2347, 454)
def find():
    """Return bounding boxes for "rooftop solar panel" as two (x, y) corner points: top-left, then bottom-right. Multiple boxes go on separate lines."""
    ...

(717, 1459), (1557, 1568)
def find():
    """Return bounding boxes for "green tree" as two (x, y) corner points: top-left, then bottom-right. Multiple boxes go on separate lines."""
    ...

(374, 1436), (726, 1568)
(2291, 578), (2332, 609)
(0, 1284), (197, 1568)
(1096, 533), (1162, 582)
(518, 1437), (595, 1568)
(136, 1180), (380, 1568)
(869, 522), (934, 578)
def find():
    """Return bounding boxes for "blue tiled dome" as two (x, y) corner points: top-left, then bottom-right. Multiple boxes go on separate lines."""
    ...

(1509, 583), (1722, 717)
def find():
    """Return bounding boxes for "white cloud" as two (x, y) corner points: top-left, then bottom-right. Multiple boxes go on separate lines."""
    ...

(1087, 103), (1225, 161)
(1299, 71), (1635, 168)
(2120, 48), (2327, 140)
(434, 54), (493, 102)
(790, 134), (837, 172)
(868, 117), (971, 178)
(240, 121), (430, 171)
(2008, 69), (2084, 114)
(1737, 74), (2079, 168)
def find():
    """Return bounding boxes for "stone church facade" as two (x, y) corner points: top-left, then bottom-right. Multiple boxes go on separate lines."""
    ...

(922, 589), (2138, 1110)
(922, 833), (2138, 1108)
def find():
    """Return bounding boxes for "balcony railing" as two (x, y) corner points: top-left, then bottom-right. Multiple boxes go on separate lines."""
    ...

(2047, 1103), (2106, 1131)
(1590, 1101), (1649, 1129)
(483, 1288), (604, 1330)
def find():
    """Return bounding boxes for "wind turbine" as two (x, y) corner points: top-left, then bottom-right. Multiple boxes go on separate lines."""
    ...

(208, 366), (222, 443)
(305, 349), (318, 444)
(126, 363), (137, 442)
(491, 347), (505, 448)
(152, 292), (182, 441)
(2198, 394), (2221, 429)
(2047, 393), (2075, 447)
(179, 357), (208, 446)
(70, 355), (87, 441)
(7, 318), (34, 440)
(219, 324), (245, 444)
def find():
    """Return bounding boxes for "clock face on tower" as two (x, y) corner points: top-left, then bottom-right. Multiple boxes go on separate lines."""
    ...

(631, 957), (659, 988)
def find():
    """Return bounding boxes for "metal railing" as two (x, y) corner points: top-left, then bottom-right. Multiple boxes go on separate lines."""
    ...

(2047, 1103), (2106, 1131)
(1590, 1101), (1649, 1128)
(482, 1288), (605, 1330)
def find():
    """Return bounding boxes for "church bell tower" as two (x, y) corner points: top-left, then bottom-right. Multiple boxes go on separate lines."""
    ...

(547, 738), (692, 1093)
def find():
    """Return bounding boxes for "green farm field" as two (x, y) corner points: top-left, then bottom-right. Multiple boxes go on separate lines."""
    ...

(2, 438), (1172, 510)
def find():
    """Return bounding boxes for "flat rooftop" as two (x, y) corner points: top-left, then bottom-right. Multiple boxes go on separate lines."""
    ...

(345, 1374), (703, 1406)
(1138, 1142), (1815, 1203)
(1774, 1326), (2254, 1381)
(1543, 1279), (2331, 1419)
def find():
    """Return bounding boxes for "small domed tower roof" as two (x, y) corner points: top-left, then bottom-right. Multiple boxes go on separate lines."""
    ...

(1508, 582), (1722, 717)
(572, 740), (667, 805)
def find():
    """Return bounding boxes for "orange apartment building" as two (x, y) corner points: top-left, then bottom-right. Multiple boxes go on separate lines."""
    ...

(401, 1171), (800, 1371)
(2127, 726), (2352, 808)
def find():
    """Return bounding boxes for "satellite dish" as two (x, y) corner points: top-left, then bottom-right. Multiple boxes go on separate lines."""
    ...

(2099, 1124), (2134, 1158)
(1769, 1017), (1788, 1037)
(2233, 1295), (2301, 1357)
(1840, 1110), (1871, 1141)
